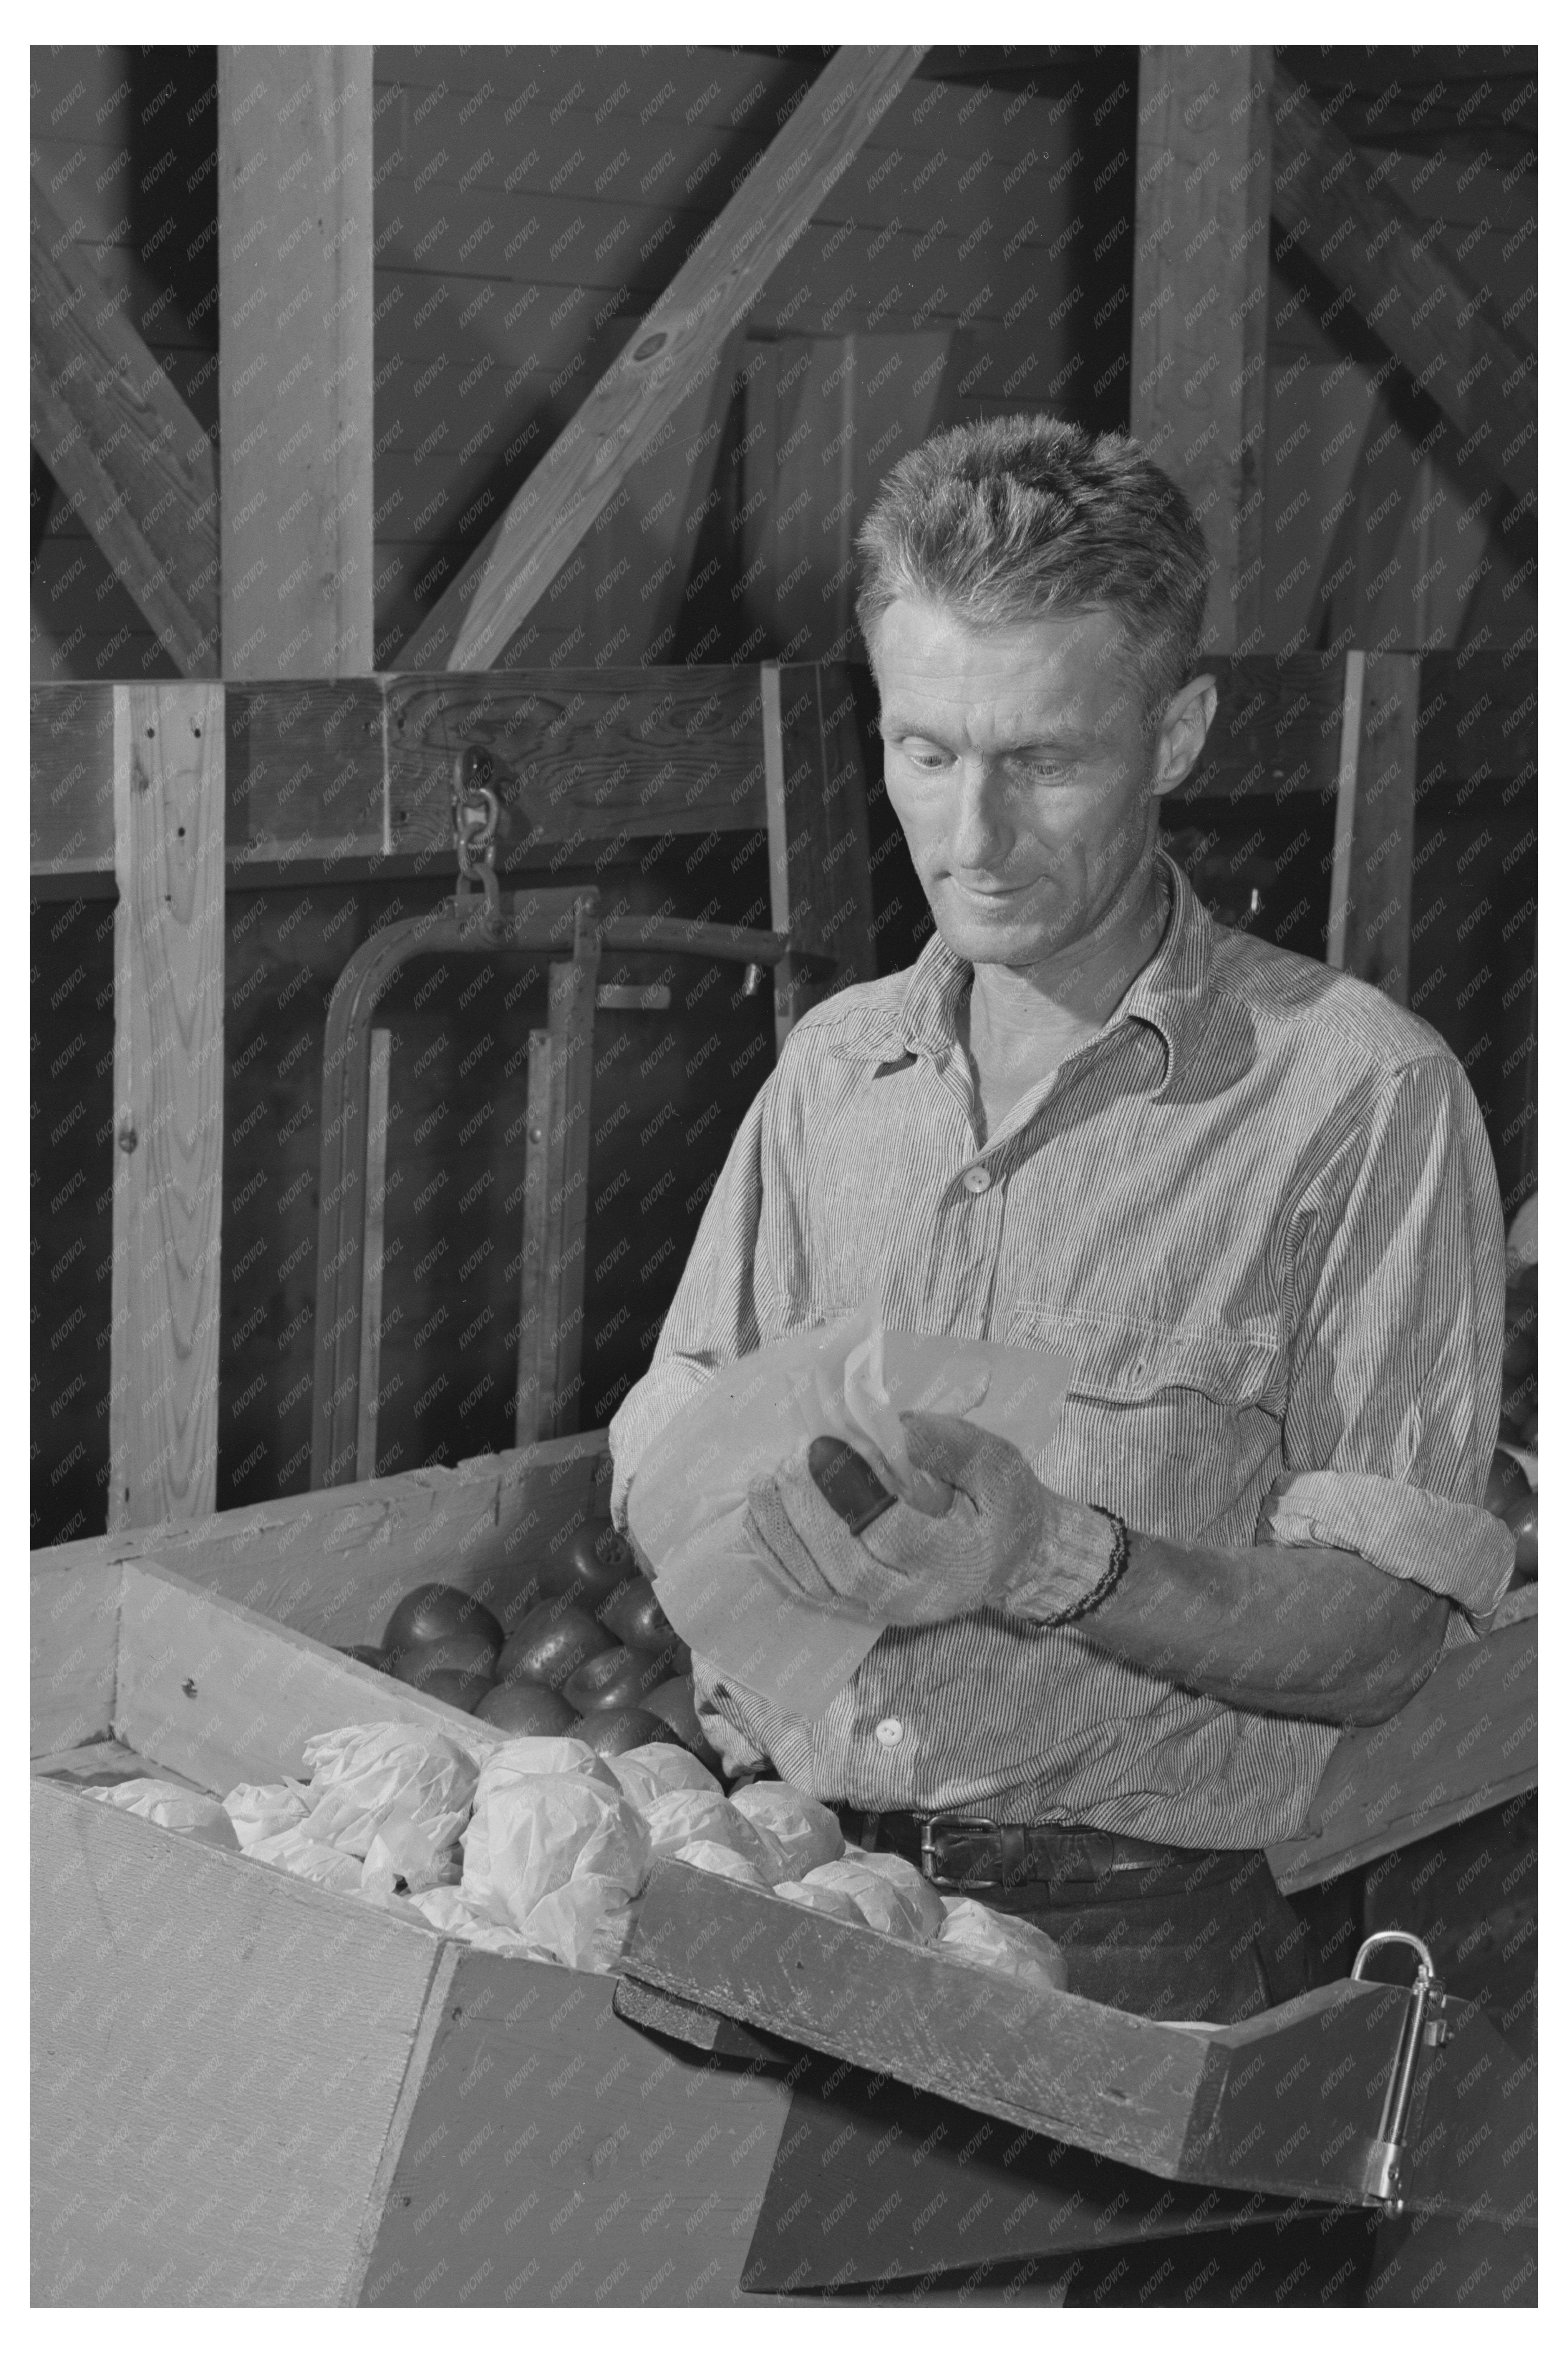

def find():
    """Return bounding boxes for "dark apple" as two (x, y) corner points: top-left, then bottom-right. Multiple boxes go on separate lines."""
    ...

(640, 1677), (720, 1767)
(575, 1708), (680, 1758)
(393, 1647), (496, 1712)
(337, 1644), (388, 1671)
(562, 1643), (683, 1716)
(535, 1519), (638, 1614)
(598, 1573), (684, 1659)
(496, 1600), (613, 1692)
(1504, 1492), (1538, 1579)
(474, 1682), (581, 1736)
(1483, 1448), (1533, 1519)
(382, 1583), (503, 1669)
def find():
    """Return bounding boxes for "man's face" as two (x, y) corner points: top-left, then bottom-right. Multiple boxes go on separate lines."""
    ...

(871, 598), (1163, 971)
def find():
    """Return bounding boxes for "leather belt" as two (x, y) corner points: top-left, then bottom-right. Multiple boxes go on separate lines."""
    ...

(832, 1805), (1204, 1893)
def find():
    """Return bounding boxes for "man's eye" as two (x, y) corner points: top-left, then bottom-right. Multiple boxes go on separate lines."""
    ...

(900, 743), (950, 772)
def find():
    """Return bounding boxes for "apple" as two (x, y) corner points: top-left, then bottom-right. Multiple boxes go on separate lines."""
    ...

(562, 1643), (683, 1716)
(475, 1682), (581, 1736)
(382, 1583), (503, 1670)
(535, 1519), (639, 1614)
(495, 1600), (613, 1692)
(575, 1708), (681, 1758)
(392, 1646), (496, 1712)
(598, 1573), (685, 1662)
(640, 1676), (720, 1768)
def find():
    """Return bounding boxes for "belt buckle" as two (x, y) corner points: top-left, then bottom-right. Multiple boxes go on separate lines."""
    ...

(920, 1814), (1002, 1890)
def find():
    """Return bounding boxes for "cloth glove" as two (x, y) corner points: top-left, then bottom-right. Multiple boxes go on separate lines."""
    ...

(744, 1409), (1084, 1627)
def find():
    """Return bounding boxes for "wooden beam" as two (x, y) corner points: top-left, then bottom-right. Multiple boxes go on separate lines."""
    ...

(1339, 649), (1419, 1001)
(400, 46), (925, 672)
(1131, 49), (1274, 655)
(29, 175), (219, 675)
(218, 50), (375, 675)
(31, 659), (1535, 890)
(108, 685), (225, 1530)
(1270, 64), (1535, 503)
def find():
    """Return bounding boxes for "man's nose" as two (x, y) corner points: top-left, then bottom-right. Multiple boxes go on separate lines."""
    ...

(947, 758), (1013, 866)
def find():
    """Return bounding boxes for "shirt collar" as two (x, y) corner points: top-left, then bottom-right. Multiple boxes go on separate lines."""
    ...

(873, 848), (1214, 1090)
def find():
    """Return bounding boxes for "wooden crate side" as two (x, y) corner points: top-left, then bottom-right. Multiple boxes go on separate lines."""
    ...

(31, 1556), (121, 1756)
(356, 1948), (792, 2306)
(30, 1437), (610, 1653)
(31, 1778), (446, 2306)
(112, 1558), (507, 1790)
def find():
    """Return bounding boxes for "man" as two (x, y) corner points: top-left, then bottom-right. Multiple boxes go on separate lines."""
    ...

(610, 417), (1512, 2023)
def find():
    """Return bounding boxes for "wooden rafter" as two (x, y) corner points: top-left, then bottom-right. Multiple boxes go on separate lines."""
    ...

(30, 174), (220, 677)
(1132, 50), (1275, 655)
(1270, 65), (1535, 502)
(217, 50), (375, 678)
(401, 46), (925, 672)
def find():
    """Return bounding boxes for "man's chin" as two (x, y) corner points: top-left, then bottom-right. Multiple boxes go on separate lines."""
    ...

(931, 885), (1068, 966)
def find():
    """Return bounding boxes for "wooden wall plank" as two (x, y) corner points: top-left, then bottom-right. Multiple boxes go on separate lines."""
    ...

(30, 683), (116, 877)
(1339, 650), (1419, 999)
(108, 684), (224, 1531)
(401, 47), (925, 671)
(382, 668), (767, 861)
(218, 50), (375, 676)
(31, 1776), (446, 2306)
(30, 1557), (121, 1757)
(1131, 50), (1274, 654)
(1270, 64), (1535, 503)
(30, 173), (219, 676)
(33, 1437), (611, 1655)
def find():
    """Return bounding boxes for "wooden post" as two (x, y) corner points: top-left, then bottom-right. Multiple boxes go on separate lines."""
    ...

(1131, 49), (1273, 654)
(1343, 652), (1420, 1002)
(513, 1031), (557, 1449)
(764, 661), (877, 1052)
(108, 684), (225, 1530)
(218, 49), (375, 675)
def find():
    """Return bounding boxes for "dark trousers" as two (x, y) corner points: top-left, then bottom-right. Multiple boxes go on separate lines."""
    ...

(831, 1805), (1309, 2025)
(981, 1844), (1309, 2023)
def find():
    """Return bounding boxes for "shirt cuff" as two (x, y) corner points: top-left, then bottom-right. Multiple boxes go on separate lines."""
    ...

(1257, 1470), (1515, 1617)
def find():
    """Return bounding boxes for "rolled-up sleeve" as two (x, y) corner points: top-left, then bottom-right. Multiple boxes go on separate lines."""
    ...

(607, 1078), (771, 1529)
(1256, 1054), (1513, 1616)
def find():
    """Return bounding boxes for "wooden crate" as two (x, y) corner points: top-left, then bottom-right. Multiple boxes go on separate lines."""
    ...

(33, 1440), (1538, 2304)
(31, 1491), (799, 2307)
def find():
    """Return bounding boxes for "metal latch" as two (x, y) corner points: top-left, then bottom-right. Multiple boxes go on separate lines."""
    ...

(1351, 1930), (1449, 2212)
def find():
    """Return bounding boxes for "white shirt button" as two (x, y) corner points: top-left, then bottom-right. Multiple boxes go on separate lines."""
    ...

(962, 1165), (992, 1194)
(874, 1717), (904, 1747)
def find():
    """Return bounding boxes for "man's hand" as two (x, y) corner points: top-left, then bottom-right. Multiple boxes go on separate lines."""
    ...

(744, 1410), (1088, 1625)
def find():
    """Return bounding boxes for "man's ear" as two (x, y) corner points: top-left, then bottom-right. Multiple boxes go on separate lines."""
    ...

(1149, 674), (1218, 798)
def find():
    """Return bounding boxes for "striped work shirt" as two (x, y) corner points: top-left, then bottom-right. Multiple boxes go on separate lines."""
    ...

(609, 851), (1512, 1847)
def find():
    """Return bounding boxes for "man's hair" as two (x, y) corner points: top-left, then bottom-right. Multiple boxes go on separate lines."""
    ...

(855, 415), (1211, 733)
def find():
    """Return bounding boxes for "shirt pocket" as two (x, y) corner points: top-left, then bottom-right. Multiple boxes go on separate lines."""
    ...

(1008, 1313), (1284, 1413)
(1006, 1309), (1286, 1543)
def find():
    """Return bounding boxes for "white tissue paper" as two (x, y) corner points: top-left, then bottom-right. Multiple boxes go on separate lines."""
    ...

(801, 1858), (940, 1943)
(85, 1779), (240, 1849)
(627, 1303), (1071, 1719)
(605, 1744), (721, 1808)
(640, 1789), (789, 1882)
(773, 1878), (865, 1924)
(299, 1723), (479, 1860)
(408, 1885), (547, 1958)
(246, 1824), (366, 1892)
(728, 1782), (844, 1877)
(465, 1772), (651, 1931)
(936, 1897), (1070, 1994)
(461, 1739), (621, 1893)
(831, 1848), (947, 1941)
(675, 1839), (770, 1891)
(519, 1874), (640, 1974)
(222, 1781), (309, 1851)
